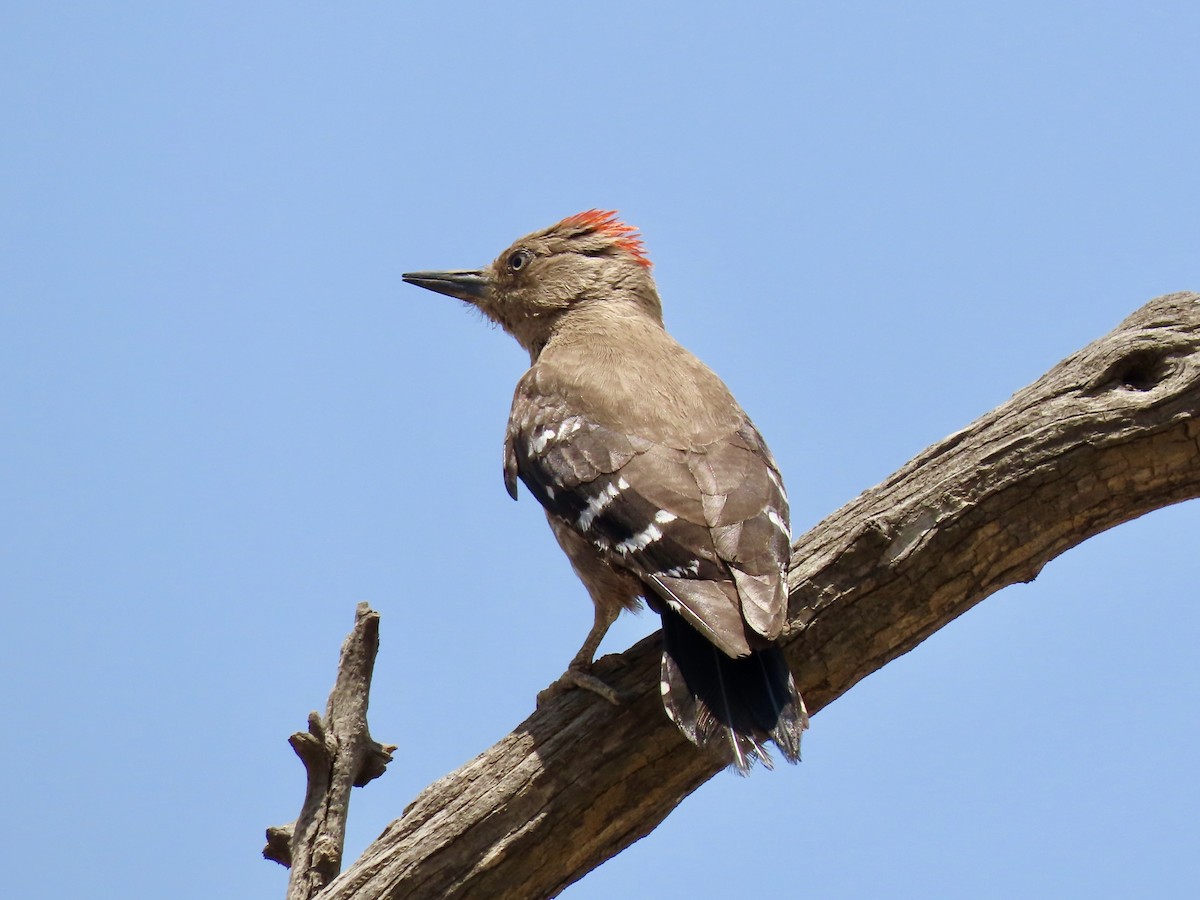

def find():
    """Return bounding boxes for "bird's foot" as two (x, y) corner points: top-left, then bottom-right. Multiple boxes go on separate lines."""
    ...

(537, 664), (625, 708)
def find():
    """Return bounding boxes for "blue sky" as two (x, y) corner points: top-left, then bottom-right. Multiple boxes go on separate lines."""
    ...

(3, 3), (1198, 897)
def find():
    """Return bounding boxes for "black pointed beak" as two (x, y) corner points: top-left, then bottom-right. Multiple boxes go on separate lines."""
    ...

(402, 269), (488, 303)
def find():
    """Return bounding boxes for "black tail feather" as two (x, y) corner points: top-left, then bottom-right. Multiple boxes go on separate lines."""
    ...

(659, 607), (808, 774)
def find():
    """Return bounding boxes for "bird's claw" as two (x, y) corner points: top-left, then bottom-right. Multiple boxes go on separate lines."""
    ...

(537, 665), (625, 708)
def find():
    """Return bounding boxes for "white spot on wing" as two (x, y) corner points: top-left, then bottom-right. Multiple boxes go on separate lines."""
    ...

(615, 523), (662, 554)
(647, 574), (684, 612)
(766, 466), (786, 496)
(766, 508), (790, 540)
(656, 559), (701, 578)
(531, 428), (556, 454)
(577, 480), (622, 531)
(653, 509), (677, 524)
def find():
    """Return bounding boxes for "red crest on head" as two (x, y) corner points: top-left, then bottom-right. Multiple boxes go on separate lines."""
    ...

(559, 209), (652, 269)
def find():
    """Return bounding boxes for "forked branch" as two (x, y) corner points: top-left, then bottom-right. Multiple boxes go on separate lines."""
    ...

(266, 602), (395, 900)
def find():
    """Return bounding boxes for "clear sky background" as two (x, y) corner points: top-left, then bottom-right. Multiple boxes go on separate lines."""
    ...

(3, 3), (1198, 898)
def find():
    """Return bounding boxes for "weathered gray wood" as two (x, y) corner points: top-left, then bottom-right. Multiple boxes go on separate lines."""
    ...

(319, 292), (1200, 899)
(265, 602), (395, 900)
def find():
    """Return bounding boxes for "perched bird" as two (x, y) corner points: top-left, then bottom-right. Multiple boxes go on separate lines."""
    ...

(403, 211), (807, 772)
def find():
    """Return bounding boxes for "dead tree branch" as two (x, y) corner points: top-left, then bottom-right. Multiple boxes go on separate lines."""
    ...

(317, 292), (1200, 899)
(266, 602), (395, 900)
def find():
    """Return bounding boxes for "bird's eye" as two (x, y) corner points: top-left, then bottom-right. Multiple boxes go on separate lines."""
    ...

(508, 250), (531, 271)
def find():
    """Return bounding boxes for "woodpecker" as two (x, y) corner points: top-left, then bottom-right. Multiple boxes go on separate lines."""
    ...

(403, 211), (807, 772)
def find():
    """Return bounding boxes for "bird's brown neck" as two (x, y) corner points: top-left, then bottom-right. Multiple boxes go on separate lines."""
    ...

(531, 305), (743, 446)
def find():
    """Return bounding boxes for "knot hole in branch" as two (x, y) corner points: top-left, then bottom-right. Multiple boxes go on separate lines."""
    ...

(1094, 347), (1172, 393)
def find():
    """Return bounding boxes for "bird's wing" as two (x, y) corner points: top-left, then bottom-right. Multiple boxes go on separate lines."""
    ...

(505, 383), (791, 657)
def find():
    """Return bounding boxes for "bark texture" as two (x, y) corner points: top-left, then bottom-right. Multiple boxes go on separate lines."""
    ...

(266, 602), (395, 900)
(320, 292), (1200, 899)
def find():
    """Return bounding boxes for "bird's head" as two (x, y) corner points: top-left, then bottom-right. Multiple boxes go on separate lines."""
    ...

(403, 210), (661, 357)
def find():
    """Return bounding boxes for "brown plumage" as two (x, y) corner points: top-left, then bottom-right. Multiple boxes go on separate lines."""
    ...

(403, 210), (807, 772)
